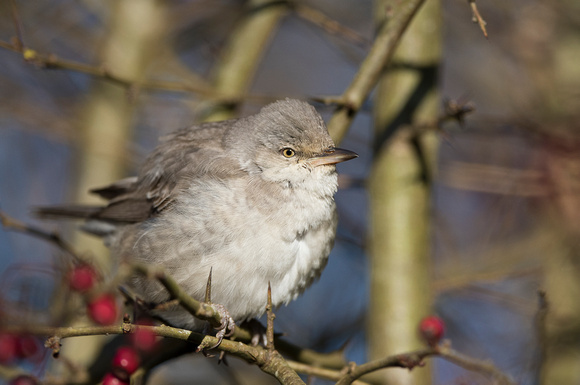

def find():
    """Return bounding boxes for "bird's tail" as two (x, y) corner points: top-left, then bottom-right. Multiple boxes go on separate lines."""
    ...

(33, 205), (103, 220)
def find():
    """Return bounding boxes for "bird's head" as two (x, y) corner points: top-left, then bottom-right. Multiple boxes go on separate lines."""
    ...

(225, 99), (357, 190)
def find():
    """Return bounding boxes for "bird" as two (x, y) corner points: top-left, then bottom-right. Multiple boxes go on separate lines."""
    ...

(36, 99), (357, 332)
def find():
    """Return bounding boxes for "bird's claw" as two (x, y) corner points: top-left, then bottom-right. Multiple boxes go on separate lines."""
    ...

(197, 303), (235, 352)
(241, 319), (268, 347)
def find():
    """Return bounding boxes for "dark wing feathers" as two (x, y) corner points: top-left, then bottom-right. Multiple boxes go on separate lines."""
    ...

(89, 177), (138, 200)
(35, 120), (236, 225)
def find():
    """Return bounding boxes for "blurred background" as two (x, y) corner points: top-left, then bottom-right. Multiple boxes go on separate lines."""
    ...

(1, 0), (580, 384)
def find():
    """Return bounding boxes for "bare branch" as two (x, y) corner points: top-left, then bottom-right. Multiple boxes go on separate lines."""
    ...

(335, 348), (436, 385)
(0, 210), (79, 261)
(437, 343), (516, 385)
(468, 0), (488, 38)
(9, 0), (25, 50)
(292, 3), (370, 48)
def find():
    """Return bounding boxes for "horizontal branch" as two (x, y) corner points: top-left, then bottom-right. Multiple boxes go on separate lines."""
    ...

(0, 39), (276, 104)
(3, 323), (305, 385)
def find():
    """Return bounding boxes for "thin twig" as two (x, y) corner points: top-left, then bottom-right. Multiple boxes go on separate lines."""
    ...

(287, 360), (371, 385)
(335, 348), (436, 385)
(0, 210), (79, 260)
(0, 39), (278, 104)
(9, 0), (25, 50)
(438, 342), (516, 385)
(292, 3), (370, 48)
(468, 0), (488, 38)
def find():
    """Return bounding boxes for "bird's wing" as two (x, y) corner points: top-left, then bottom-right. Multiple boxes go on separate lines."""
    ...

(91, 120), (240, 223)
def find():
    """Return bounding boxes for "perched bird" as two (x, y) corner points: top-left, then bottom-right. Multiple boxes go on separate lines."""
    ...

(37, 99), (357, 331)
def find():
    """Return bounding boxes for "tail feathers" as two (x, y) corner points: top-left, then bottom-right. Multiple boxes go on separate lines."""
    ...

(33, 205), (103, 220)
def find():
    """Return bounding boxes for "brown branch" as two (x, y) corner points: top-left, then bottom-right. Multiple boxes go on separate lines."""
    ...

(130, 263), (226, 331)
(326, 0), (427, 144)
(9, 0), (25, 50)
(287, 360), (371, 385)
(335, 348), (436, 385)
(0, 210), (79, 260)
(4, 322), (305, 385)
(292, 3), (370, 48)
(468, 0), (488, 38)
(274, 338), (346, 369)
(0, 40), (278, 104)
(437, 343), (516, 385)
(334, 341), (516, 385)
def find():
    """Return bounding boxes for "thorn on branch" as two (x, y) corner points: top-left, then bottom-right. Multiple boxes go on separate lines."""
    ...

(205, 268), (213, 303)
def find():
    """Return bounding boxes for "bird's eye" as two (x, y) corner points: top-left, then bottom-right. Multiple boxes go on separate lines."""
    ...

(281, 148), (295, 158)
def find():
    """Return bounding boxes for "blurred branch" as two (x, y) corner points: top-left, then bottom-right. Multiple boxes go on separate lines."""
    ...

(535, 290), (548, 383)
(287, 361), (371, 385)
(4, 319), (516, 385)
(467, 0), (488, 38)
(366, 1), (441, 384)
(336, 348), (435, 385)
(438, 343), (516, 385)
(336, 342), (516, 385)
(202, 0), (290, 121)
(327, 0), (426, 144)
(9, 0), (25, 50)
(291, 2), (371, 48)
(0, 39), (231, 100)
(0, 210), (79, 260)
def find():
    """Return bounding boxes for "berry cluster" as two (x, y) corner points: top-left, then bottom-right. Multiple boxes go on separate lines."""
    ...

(68, 264), (119, 326)
(102, 319), (159, 385)
(0, 333), (42, 365)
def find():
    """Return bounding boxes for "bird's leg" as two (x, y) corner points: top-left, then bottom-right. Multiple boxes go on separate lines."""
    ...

(207, 303), (236, 349)
(197, 268), (235, 351)
(240, 319), (268, 347)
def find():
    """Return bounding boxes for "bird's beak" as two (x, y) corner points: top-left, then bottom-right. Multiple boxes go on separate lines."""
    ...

(308, 148), (358, 167)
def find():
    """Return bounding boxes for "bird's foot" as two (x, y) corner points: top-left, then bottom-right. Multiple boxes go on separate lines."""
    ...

(196, 303), (235, 352)
(241, 319), (268, 347)
(211, 303), (236, 347)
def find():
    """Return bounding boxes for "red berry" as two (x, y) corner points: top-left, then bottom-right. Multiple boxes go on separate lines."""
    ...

(9, 375), (38, 385)
(131, 320), (157, 352)
(16, 334), (41, 361)
(419, 315), (445, 346)
(102, 372), (129, 385)
(69, 264), (98, 292)
(112, 346), (140, 378)
(0, 333), (19, 364)
(87, 294), (118, 325)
